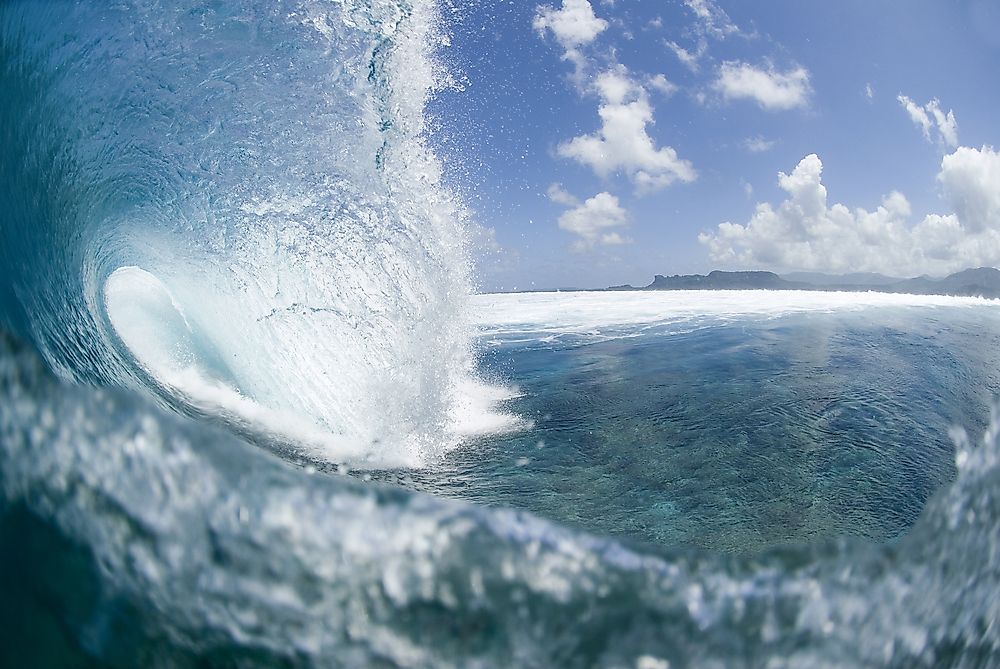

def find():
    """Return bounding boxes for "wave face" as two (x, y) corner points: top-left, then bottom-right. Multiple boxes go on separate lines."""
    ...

(0, 0), (511, 467)
(4, 332), (1000, 667)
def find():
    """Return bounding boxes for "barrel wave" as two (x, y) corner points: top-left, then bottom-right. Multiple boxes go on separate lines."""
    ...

(0, 0), (515, 467)
(2, 1), (1000, 667)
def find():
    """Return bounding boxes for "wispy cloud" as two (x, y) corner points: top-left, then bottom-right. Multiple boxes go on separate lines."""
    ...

(683, 0), (739, 39)
(665, 39), (706, 73)
(714, 61), (811, 111)
(898, 95), (958, 148)
(647, 73), (679, 97)
(742, 135), (776, 153)
(546, 182), (580, 207)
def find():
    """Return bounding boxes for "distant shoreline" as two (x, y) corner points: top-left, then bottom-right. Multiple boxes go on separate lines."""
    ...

(486, 267), (1000, 299)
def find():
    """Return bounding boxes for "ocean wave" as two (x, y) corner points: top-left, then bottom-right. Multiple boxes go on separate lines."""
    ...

(0, 0), (518, 467)
(2, 1), (999, 666)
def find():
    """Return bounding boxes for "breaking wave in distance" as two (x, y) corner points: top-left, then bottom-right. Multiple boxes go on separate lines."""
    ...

(473, 289), (1000, 343)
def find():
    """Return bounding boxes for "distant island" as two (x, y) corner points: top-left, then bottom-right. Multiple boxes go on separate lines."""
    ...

(604, 267), (1000, 299)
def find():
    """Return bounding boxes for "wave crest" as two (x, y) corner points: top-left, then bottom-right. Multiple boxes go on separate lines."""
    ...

(1, 0), (519, 466)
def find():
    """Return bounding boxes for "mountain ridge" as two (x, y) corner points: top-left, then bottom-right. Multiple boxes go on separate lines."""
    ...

(604, 267), (1000, 298)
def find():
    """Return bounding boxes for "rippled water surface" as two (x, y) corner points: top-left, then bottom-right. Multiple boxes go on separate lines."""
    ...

(375, 292), (1000, 553)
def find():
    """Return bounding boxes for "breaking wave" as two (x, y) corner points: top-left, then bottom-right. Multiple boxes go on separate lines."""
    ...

(0, 0), (517, 468)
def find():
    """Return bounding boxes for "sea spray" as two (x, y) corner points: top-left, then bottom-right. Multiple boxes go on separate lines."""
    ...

(0, 0), (516, 467)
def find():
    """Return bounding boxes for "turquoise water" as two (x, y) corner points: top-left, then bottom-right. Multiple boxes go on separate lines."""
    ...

(379, 305), (1000, 554)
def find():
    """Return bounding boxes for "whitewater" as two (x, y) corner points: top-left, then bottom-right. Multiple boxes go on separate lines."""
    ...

(2, 1), (1000, 667)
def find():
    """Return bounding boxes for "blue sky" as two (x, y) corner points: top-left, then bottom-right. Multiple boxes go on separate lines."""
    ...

(429, 0), (1000, 291)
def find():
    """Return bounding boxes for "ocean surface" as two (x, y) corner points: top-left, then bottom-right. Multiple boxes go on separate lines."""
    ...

(3, 2), (1000, 667)
(384, 291), (1000, 555)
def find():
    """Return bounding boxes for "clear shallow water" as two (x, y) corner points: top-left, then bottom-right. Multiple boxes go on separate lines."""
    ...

(3, 0), (1000, 666)
(376, 292), (1000, 553)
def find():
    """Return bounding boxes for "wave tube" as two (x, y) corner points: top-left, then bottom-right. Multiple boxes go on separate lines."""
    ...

(0, 0), (519, 467)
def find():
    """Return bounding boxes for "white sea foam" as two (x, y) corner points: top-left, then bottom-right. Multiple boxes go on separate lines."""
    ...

(104, 266), (379, 463)
(448, 378), (531, 437)
(104, 265), (527, 466)
(473, 289), (999, 340)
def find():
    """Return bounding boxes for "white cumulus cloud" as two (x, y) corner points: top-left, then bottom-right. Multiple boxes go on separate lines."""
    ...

(683, 0), (739, 38)
(551, 189), (630, 250)
(557, 66), (697, 193)
(534, 0), (608, 67)
(898, 95), (958, 148)
(699, 149), (1000, 275)
(714, 61), (811, 111)
(939, 145), (1000, 233)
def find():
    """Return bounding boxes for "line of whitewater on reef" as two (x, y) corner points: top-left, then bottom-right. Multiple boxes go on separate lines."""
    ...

(472, 289), (1000, 343)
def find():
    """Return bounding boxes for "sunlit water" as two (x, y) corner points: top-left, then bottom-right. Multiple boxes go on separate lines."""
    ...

(374, 291), (1000, 554)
